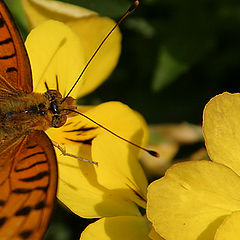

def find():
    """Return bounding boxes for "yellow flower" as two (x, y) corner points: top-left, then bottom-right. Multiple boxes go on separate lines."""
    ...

(147, 92), (240, 240)
(23, 1), (152, 238)
(22, 0), (121, 97)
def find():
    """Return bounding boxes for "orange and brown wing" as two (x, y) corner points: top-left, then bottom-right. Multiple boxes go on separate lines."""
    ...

(0, 131), (57, 240)
(0, 0), (32, 93)
(0, 1), (57, 239)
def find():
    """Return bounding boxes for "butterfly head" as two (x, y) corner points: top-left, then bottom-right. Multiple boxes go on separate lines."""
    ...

(44, 90), (76, 128)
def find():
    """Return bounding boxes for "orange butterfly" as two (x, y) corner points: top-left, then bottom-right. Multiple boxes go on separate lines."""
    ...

(0, 1), (76, 239)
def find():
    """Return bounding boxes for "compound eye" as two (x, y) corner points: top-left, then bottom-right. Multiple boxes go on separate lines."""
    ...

(51, 102), (59, 114)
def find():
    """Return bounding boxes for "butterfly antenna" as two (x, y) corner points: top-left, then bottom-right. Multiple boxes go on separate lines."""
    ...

(44, 81), (49, 90)
(64, 108), (160, 158)
(56, 75), (59, 91)
(61, 1), (140, 103)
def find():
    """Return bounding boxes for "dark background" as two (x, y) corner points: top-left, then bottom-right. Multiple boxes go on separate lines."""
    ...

(6, 0), (240, 239)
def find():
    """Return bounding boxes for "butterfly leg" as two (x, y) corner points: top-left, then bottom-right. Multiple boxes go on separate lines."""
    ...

(52, 140), (98, 165)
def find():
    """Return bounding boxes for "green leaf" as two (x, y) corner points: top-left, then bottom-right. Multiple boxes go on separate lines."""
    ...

(126, 17), (155, 38)
(152, 47), (189, 92)
(5, 0), (28, 38)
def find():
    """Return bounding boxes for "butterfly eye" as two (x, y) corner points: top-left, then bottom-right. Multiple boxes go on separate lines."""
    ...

(50, 101), (59, 114)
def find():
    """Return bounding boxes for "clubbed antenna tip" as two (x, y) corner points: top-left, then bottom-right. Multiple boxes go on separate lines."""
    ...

(128, 1), (140, 13)
(147, 150), (160, 158)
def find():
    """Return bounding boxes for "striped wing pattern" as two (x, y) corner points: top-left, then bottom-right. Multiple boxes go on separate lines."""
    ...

(0, 131), (57, 240)
(0, 0), (32, 93)
(0, 1), (58, 239)
(0, 1), (59, 239)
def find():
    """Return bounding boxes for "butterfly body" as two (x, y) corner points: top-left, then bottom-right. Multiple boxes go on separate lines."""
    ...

(0, 86), (75, 158)
(0, 88), (75, 239)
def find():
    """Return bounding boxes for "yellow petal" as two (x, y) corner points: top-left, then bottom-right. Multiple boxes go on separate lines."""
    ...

(203, 92), (240, 175)
(214, 211), (240, 240)
(67, 17), (121, 97)
(92, 132), (147, 208)
(50, 102), (148, 217)
(140, 141), (178, 178)
(22, 0), (121, 98)
(147, 161), (240, 240)
(149, 227), (165, 240)
(25, 20), (85, 98)
(80, 216), (151, 240)
(56, 144), (141, 218)
(22, 0), (97, 29)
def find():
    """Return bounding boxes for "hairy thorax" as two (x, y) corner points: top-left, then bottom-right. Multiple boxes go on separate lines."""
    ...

(0, 89), (76, 153)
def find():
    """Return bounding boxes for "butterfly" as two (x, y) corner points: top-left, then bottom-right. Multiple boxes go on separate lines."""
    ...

(0, 1), (76, 239)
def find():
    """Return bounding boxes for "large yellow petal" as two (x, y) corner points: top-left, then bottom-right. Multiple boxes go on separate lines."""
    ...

(25, 20), (85, 98)
(147, 161), (240, 240)
(67, 17), (121, 97)
(22, 0), (97, 29)
(203, 92), (240, 175)
(214, 211), (240, 240)
(149, 228), (165, 240)
(50, 102), (148, 217)
(91, 133), (147, 208)
(57, 144), (141, 218)
(22, 0), (121, 98)
(80, 216), (151, 240)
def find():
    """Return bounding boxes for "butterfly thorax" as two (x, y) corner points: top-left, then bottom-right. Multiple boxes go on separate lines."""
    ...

(0, 89), (76, 149)
(43, 89), (76, 127)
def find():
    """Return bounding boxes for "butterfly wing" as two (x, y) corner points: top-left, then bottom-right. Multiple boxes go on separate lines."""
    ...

(0, 1), (32, 93)
(0, 131), (57, 240)
(0, 1), (58, 239)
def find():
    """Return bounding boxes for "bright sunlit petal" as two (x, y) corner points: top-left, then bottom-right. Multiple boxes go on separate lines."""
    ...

(147, 161), (240, 240)
(203, 92), (240, 176)
(25, 20), (85, 98)
(22, 0), (97, 29)
(149, 227), (165, 240)
(67, 17), (121, 97)
(214, 211), (240, 240)
(80, 216), (151, 240)
(22, 0), (121, 98)
(56, 144), (141, 218)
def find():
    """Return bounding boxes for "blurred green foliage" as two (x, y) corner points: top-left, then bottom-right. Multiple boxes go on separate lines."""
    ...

(6, 0), (240, 125)
(74, 0), (240, 124)
(5, 0), (240, 238)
